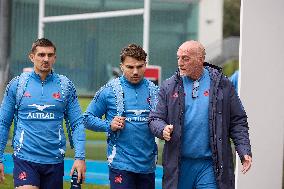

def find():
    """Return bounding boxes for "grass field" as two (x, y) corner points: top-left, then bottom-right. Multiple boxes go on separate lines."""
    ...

(79, 97), (107, 141)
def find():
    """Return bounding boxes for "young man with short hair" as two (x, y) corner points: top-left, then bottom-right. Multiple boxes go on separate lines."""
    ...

(84, 44), (158, 189)
(0, 38), (86, 189)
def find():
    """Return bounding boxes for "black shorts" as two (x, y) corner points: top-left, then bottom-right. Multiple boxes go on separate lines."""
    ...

(13, 155), (64, 189)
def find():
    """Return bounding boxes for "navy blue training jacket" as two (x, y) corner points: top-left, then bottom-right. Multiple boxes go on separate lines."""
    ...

(149, 63), (251, 189)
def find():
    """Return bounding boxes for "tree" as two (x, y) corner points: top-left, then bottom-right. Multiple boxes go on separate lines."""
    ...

(223, 0), (241, 37)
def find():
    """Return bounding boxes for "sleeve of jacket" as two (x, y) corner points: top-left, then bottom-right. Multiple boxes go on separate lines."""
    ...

(65, 80), (86, 160)
(229, 82), (252, 159)
(0, 78), (18, 162)
(148, 83), (168, 140)
(83, 86), (111, 133)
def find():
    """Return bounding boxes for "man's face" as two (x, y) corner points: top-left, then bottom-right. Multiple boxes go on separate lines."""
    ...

(120, 56), (146, 84)
(29, 46), (56, 74)
(177, 48), (203, 77)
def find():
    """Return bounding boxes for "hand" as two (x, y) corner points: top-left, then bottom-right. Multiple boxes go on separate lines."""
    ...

(70, 159), (86, 184)
(241, 155), (252, 174)
(111, 116), (126, 131)
(0, 163), (4, 184)
(163, 125), (173, 141)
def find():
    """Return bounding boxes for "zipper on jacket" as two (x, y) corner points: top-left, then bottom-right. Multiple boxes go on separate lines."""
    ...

(41, 81), (44, 96)
(135, 88), (138, 104)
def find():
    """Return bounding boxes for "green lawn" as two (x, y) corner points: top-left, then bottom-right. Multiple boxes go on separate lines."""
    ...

(79, 97), (107, 141)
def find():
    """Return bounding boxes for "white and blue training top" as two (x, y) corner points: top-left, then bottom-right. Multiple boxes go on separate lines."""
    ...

(0, 71), (85, 164)
(84, 76), (159, 174)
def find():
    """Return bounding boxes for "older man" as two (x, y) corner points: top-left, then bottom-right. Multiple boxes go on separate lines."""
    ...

(149, 40), (252, 189)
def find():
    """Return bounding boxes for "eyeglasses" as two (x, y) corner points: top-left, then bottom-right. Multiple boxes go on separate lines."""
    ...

(192, 80), (199, 98)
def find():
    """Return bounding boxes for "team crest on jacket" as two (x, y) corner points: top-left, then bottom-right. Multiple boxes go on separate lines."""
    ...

(52, 92), (61, 99)
(204, 90), (209, 96)
(23, 92), (31, 97)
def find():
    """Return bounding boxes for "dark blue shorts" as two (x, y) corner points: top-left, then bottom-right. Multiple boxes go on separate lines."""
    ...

(109, 168), (155, 189)
(13, 155), (64, 189)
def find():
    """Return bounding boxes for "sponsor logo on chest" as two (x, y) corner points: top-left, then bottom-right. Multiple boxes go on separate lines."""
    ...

(125, 109), (149, 122)
(27, 112), (55, 119)
(26, 104), (55, 119)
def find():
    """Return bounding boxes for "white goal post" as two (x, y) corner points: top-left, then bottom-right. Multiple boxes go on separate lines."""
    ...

(38, 0), (151, 54)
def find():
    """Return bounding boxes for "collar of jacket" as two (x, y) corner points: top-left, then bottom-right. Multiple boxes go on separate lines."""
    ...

(120, 75), (146, 89)
(31, 70), (55, 82)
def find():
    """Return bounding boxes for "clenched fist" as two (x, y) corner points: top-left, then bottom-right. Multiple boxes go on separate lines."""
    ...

(111, 116), (126, 131)
(163, 125), (173, 141)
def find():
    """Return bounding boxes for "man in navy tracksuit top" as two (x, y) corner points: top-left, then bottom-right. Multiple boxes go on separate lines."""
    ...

(0, 38), (86, 189)
(84, 44), (158, 189)
(149, 41), (252, 189)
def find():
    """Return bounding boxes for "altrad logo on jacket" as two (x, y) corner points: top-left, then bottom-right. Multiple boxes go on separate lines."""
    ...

(127, 109), (149, 116)
(28, 104), (55, 111)
(27, 104), (55, 119)
(125, 109), (149, 122)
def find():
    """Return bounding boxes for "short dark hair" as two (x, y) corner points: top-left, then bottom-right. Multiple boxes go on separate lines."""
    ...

(30, 38), (56, 54)
(120, 44), (147, 62)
